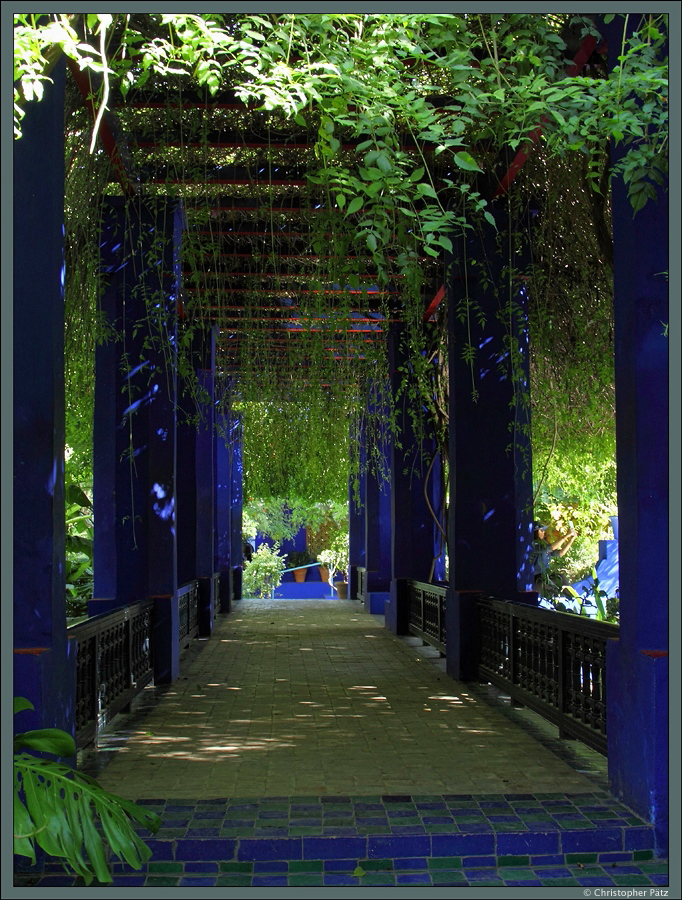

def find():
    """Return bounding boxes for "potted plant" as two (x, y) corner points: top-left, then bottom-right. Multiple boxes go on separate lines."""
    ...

(286, 549), (314, 583)
(242, 544), (286, 597)
(319, 533), (349, 598)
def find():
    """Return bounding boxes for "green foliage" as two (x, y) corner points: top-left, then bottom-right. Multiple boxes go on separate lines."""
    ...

(64, 479), (94, 617)
(13, 13), (667, 571)
(242, 543), (286, 597)
(318, 532), (350, 582)
(13, 698), (160, 885)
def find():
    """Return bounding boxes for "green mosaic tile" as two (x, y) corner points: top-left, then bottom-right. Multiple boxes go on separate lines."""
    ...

(626, 817), (646, 826)
(612, 875), (655, 885)
(256, 819), (289, 827)
(215, 875), (253, 887)
(428, 857), (463, 869)
(566, 853), (598, 864)
(220, 827), (255, 837)
(289, 875), (325, 886)
(451, 815), (485, 823)
(497, 856), (530, 867)
(358, 825), (394, 834)
(322, 817), (355, 826)
(497, 867), (536, 879)
(359, 874), (397, 885)
(361, 859), (394, 871)
(289, 861), (323, 873)
(495, 823), (528, 831)
(431, 871), (467, 884)
(190, 818), (224, 827)
(154, 828), (186, 838)
(289, 826), (324, 835)
(412, 794), (444, 802)
(591, 811), (623, 819)
(388, 816), (422, 825)
(144, 876), (181, 886)
(633, 851), (655, 861)
(520, 813), (554, 822)
(636, 862), (668, 873)
(148, 862), (183, 873)
(219, 862), (254, 873)
(425, 824), (460, 833)
(540, 878), (581, 886)
(559, 819), (593, 829)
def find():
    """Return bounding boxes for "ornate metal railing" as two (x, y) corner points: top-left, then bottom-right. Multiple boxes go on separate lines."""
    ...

(68, 600), (154, 750)
(407, 580), (447, 653)
(178, 579), (199, 649)
(477, 597), (619, 755)
(356, 567), (366, 603)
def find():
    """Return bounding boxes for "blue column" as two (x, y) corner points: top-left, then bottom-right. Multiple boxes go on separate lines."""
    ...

(230, 414), (244, 602)
(602, 17), (669, 856)
(386, 325), (439, 633)
(348, 417), (366, 601)
(216, 412), (233, 612)
(195, 329), (217, 635)
(364, 383), (392, 614)
(446, 208), (534, 679)
(94, 198), (181, 681)
(13, 59), (76, 736)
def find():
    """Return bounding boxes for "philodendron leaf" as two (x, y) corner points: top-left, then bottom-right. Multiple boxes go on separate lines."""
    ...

(14, 697), (34, 715)
(13, 754), (161, 885)
(15, 728), (77, 757)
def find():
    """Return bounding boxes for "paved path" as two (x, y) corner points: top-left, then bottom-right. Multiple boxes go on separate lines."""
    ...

(93, 597), (601, 800)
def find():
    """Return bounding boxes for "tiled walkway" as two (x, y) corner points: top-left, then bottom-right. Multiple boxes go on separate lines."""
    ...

(92, 596), (605, 799)
(15, 597), (669, 888)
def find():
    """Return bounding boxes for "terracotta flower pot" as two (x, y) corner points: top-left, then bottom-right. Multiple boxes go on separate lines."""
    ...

(334, 580), (348, 600)
(318, 565), (330, 583)
(293, 567), (307, 583)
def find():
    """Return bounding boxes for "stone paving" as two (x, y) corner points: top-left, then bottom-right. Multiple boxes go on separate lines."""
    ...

(15, 596), (670, 888)
(90, 596), (603, 799)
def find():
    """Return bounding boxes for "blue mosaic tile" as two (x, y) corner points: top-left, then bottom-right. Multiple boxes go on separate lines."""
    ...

(461, 856), (497, 868)
(506, 879), (544, 886)
(531, 854), (565, 866)
(624, 828), (655, 850)
(367, 835), (430, 858)
(238, 838), (303, 861)
(562, 829), (623, 852)
(394, 857), (429, 870)
(432, 833), (495, 856)
(175, 838), (236, 860)
(303, 836), (367, 859)
(649, 874), (670, 885)
(497, 831), (560, 855)
(533, 867), (574, 878)
(323, 859), (357, 871)
(180, 876), (218, 886)
(578, 876), (618, 886)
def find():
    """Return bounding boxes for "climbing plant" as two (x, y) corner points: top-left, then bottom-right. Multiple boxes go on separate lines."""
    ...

(14, 13), (668, 580)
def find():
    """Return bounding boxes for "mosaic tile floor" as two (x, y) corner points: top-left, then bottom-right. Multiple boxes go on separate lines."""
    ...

(13, 597), (670, 889)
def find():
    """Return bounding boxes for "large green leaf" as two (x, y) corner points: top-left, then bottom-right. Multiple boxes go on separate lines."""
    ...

(14, 728), (76, 757)
(14, 754), (161, 885)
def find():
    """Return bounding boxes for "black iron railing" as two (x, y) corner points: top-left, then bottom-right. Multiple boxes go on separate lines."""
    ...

(407, 580), (447, 653)
(477, 597), (619, 755)
(356, 567), (366, 603)
(178, 580), (199, 649)
(68, 600), (154, 749)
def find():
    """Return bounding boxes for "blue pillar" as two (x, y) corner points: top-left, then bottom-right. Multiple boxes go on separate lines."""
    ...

(230, 414), (244, 602)
(94, 198), (181, 681)
(216, 412), (233, 612)
(348, 417), (366, 601)
(602, 17), (669, 856)
(386, 325), (440, 633)
(195, 329), (217, 635)
(13, 59), (76, 735)
(364, 383), (392, 614)
(446, 207), (534, 679)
